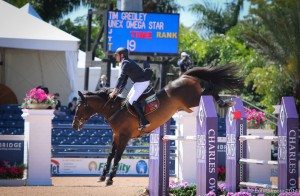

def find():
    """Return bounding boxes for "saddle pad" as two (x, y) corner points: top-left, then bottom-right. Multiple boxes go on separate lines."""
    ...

(144, 94), (159, 115)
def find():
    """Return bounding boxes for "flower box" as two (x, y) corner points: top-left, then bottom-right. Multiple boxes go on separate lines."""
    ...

(27, 103), (52, 109)
(0, 161), (26, 185)
(0, 179), (25, 186)
(21, 87), (56, 109)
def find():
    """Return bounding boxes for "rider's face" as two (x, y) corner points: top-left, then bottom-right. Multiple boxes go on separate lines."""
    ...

(115, 53), (121, 62)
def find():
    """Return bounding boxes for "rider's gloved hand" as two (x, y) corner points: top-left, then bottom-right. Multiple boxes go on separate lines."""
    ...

(109, 88), (118, 99)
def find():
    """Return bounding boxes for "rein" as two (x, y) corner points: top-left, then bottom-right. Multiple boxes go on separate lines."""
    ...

(102, 97), (113, 111)
(102, 97), (123, 121)
(74, 94), (120, 127)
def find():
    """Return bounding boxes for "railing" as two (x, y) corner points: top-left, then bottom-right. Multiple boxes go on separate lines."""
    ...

(219, 95), (278, 126)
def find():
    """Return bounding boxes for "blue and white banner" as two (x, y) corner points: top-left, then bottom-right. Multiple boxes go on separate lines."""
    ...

(51, 158), (149, 176)
(0, 139), (24, 165)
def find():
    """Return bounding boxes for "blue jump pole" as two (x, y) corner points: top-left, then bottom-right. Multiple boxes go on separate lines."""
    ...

(277, 97), (299, 191)
(149, 121), (171, 196)
(225, 97), (247, 192)
(196, 96), (218, 195)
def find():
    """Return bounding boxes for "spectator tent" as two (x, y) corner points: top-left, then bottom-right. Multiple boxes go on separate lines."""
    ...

(0, 1), (80, 105)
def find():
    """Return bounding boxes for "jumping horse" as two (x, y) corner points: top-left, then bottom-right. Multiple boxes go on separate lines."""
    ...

(72, 65), (243, 186)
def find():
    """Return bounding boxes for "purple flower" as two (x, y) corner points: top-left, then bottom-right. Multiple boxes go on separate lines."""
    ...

(227, 192), (235, 196)
(206, 191), (216, 196)
(169, 180), (191, 189)
(226, 192), (252, 196)
(218, 182), (227, 191)
(235, 192), (252, 196)
(279, 192), (300, 196)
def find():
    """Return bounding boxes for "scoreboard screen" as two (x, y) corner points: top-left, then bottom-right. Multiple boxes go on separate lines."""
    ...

(105, 11), (179, 55)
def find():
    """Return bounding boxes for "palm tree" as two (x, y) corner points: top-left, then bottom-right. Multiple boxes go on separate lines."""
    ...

(240, 0), (300, 108)
(189, 0), (244, 37)
(143, 0), (181, 13)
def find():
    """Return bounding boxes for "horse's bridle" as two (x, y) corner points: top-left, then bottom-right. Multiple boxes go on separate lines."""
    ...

(74, 97), (114, 127)
(74, 101), (89, 128)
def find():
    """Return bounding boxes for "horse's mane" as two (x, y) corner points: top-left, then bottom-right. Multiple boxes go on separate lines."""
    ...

(84, 88), (125, 104)
(84, 88), (112, 96)
(183, 64), (244, 91)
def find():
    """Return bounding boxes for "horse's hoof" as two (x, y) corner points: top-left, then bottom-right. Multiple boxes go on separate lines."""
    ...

(137, 188), (150, 196)
(97, 176), (106, 182)
(106, 179), (113, 186)
(217, 99), (236, 108)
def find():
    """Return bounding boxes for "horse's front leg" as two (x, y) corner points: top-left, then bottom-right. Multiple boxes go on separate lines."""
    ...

(98, 141), (116, 182)
(106, 135), (130, 186)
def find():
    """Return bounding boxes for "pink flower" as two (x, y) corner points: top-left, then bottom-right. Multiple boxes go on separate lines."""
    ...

(22, 87), (56, 109)
(206, 191), (216, 196)
(245, 108), (266, 128)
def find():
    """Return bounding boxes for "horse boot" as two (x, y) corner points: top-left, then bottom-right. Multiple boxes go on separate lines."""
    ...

(132, 101), (150, 130)
(202, 81), (235, 108)
(215, 94), (236, 108)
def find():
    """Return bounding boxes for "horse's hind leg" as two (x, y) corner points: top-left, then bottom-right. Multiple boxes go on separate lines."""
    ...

(106, 135), (130, 186)
(202, 81), (235, 108)
(98, 141), (116, 182)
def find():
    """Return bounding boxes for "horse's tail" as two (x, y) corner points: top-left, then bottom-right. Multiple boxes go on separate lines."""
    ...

(183, 64), (244, 91)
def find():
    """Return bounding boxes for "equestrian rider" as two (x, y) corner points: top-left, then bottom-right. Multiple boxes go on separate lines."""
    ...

(109, 47), (150, 130)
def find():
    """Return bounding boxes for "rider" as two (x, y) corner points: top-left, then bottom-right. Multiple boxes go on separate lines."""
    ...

(109, 47), (151, 130)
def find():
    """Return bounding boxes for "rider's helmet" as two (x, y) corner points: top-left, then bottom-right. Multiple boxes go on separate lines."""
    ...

(181, 52), (189, 58)
(115, 47), (129, 58)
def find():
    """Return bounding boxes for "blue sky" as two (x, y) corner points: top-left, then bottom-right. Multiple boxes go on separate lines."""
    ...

(65, 0), (249, 27)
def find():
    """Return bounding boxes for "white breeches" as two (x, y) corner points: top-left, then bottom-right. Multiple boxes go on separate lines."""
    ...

(127, 81), (150, 105)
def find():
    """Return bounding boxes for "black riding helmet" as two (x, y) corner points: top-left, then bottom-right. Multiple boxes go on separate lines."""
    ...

(115, 47), (129, 58)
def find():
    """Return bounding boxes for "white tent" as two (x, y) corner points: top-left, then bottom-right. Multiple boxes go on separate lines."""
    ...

(77, 50), (102, 92)
(20, 3), (42, 20)
(76, 50), (122, 93)
(0, 1), (80, 105)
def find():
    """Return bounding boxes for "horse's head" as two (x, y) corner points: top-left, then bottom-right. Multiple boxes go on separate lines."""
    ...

(72, 91), (96, 131)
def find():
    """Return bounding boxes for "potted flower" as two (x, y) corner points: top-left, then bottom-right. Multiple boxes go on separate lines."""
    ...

(245, 108), (266, 129)
(0, 161), (26, 186)
(21, 87), (56, 109)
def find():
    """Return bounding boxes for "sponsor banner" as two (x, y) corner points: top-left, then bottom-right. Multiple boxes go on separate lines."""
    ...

(0, 140), (24, 165)
(51, 158), (148, 175)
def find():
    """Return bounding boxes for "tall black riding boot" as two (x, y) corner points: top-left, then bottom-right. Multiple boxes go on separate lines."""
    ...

(132, 101), (150, 130)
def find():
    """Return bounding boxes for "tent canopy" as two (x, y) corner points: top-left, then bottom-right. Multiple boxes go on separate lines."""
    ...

(0, 1), (80, 51)
(20, 3), (42, 20)
(0, 1), (80, 105)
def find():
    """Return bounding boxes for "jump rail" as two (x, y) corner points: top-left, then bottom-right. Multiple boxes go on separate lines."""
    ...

(226, 97), (299, 192)
(149, 96), (218, 196)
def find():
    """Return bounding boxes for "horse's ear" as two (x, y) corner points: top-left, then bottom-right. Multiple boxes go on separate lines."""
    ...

(78, 91), (86, 102)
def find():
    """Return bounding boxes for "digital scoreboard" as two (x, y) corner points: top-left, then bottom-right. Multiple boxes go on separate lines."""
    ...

(106, 11), (179, 55)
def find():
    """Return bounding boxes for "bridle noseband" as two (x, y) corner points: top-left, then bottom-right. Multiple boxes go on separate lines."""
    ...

(74, 96), (115, 127)
(74, 101), (89, 128)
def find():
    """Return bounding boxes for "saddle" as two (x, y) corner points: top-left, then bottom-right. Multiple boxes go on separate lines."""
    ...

(126, 86), (160, 116)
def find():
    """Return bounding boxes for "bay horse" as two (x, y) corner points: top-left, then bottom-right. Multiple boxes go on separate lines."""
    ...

(72, 65), (243, 186)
